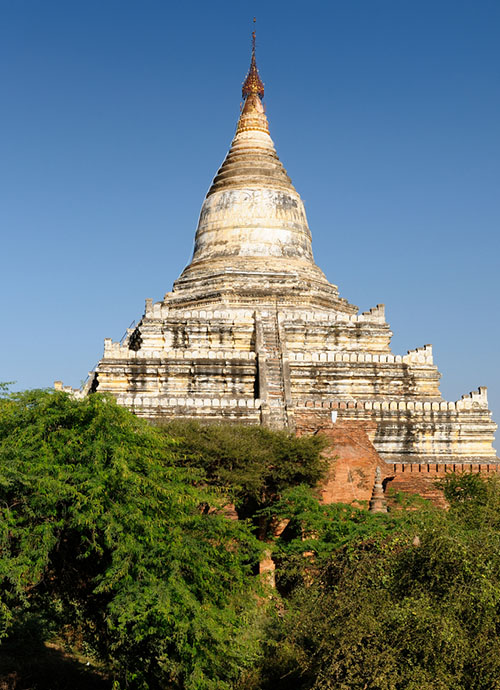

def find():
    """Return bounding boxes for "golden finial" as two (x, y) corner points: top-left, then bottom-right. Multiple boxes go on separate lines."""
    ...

(242, 18), (264, 100)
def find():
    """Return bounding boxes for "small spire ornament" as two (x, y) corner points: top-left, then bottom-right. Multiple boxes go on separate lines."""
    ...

(242, 18), (265, 100)
(369, 466), (388, 513)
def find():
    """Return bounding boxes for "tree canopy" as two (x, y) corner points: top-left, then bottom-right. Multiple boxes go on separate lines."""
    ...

(253, 473), (500, 690)
(2, 389), (500, 690)
(0, 390), (263, 689)
(160, 419), (326, 524)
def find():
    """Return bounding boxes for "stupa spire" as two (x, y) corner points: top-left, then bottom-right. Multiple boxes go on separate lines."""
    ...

(242, 19), (265, 100)
(174, 24), (337, 302)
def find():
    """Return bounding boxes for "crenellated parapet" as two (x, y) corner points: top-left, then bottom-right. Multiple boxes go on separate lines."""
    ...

(140, 302), (388, 325)
(294, 387), (497, 464)
(388, 462), (500, 475)
(287, 345), (433, 365)
(293, 387), (490, 412)
(361, 303), (386, 321)
(117, 396), (261, 410)
(115, 394), (262, 423)
(54, 381), (86, 399)
(102, 339), (257, 361)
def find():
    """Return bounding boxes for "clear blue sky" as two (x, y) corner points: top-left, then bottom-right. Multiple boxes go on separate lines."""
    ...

(1, 1), (499, 427)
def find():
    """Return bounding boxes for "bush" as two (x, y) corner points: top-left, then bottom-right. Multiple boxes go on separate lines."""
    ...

(254, 474), (500, 690)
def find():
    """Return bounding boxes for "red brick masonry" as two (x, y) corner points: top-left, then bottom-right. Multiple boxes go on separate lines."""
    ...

(295, 409), (499, 508)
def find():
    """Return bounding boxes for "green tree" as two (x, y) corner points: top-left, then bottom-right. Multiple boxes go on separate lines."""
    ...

(254, 474), (500, 690)
(0, 390), (263, 689)
(264, 485), (407, 594)
(160, 420), (326, 530)
(0, 381), (13, 397)
(439, 470), (489, 506)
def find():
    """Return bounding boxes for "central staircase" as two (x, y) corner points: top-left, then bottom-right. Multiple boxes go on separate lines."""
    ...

(255, 311), (292, 430)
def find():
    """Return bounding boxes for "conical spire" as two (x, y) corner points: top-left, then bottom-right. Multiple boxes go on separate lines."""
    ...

(242, 23), (265, 100)
(369, 467), (388, 514)
(172, 28), (343, 308)
(187, 30), (314, 265)
(208, 61), (289, 195)
(237, 23), (268, 136)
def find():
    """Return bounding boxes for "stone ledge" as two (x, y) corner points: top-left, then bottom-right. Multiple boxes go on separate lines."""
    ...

(288, 345), (433, 365)
(102, 340), (257, 361)
(294, 387), (490, 412)
(115, 396), (262, 410)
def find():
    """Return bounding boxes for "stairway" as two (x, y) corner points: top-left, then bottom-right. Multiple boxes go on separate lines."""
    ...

(255, 312), (289, 430)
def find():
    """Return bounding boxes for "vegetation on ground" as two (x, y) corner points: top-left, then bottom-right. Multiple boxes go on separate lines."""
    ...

(1, 389), (500, 689)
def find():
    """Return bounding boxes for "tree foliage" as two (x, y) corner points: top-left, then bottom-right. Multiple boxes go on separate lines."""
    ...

(160, 420), (327, 524)
(0, 390), (263, 689)
(253, 474), (500, 690)
(2, 390), (500, 690)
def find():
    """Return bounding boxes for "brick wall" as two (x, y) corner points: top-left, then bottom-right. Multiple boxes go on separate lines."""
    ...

(296, 411), (380, 505)
(296, 410), (499, 509)
(383, 462), (500, 509)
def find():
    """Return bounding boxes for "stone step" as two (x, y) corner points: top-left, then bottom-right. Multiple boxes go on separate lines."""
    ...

(265, 376), (283, 384)
(258, 320), (288, 429)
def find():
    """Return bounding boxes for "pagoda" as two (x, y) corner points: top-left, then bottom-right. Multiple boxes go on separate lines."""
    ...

(58, 32), (497, 467)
